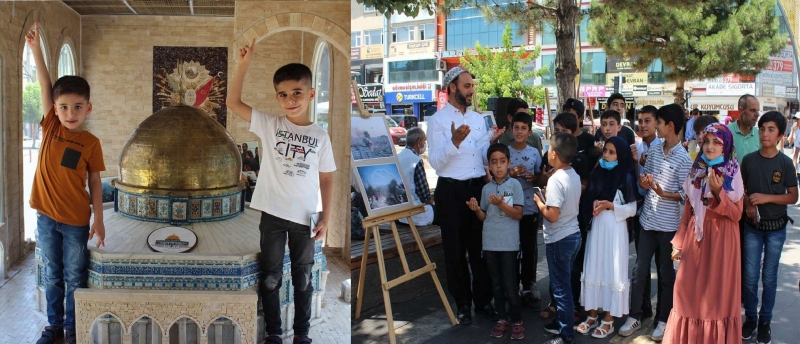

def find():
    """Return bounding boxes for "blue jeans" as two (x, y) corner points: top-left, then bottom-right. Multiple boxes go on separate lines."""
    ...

(37, 212), (90, 331)
(742, 224), (786, 323)
(546, 231), (582, 340)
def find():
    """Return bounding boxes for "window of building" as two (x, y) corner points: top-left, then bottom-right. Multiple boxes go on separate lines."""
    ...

(445, 3), (525, 50)
(351, 32), (361, 47)
(541, 54), (556, 85)
(420, 23), (435, 40)
(363, 29), (382, 46)
(578, 15), (590, 43)
(387, 59), (437, 83)
(647, 58), (673, 83)
(392, 25), (416, 43)
(580, 51), (606, 85)
(541, 22), (556, 45)
(58, 43), (75, 78)
(311, 40), (331, 131)
(364, 5), (376, 13)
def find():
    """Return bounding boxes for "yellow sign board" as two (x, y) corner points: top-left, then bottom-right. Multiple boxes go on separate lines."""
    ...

(389, 41), (435, 57)
(361, 44), (383, 59)
(605, 72), (648, 86)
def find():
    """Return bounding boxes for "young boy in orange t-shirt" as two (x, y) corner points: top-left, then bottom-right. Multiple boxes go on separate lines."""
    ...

(27, 23), (106, 344)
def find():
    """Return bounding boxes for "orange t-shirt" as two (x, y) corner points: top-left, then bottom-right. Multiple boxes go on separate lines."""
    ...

(29, 109), (106, 226)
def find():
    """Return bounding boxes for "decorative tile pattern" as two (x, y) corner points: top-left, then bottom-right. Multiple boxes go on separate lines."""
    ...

(172, 202), (187, 220)
(147, 199), (157, 217)
(190, 200), (201, 219)
(129, 195), (137, 214)
(202, 199), (212, 217)
(157, 200), (170, 219)
(213, 199), (222, 216)
(222, 198), (231, 215)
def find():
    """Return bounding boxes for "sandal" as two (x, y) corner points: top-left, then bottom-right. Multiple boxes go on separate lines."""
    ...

(576, 315), (599, 335)
(539, 305), (556, 319)
(592, 320), (615, 339)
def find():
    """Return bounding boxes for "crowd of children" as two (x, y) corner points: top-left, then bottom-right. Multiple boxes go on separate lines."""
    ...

(457, 91), (797, 344)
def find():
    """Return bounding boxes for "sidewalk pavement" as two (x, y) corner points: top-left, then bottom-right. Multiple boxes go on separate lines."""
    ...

(352, 204), (800, 344)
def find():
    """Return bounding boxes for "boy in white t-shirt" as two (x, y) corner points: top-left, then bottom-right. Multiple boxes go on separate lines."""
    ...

(226, 39), (336, 344)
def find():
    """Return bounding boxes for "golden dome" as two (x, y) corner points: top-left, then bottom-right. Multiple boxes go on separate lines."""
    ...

(115, 105), (244, 197)
(166, 234), (180, 241)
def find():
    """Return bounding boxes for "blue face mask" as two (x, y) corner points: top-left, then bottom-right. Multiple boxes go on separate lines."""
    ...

(701, 154), (724, 166)
(599, 158), (618, 170)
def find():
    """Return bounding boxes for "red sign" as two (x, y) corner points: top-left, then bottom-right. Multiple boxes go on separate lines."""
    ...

(765, 59), (794, 72)
(437, 90), (448, 110)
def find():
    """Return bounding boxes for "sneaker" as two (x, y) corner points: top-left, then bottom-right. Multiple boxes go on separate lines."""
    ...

(618, 317), (641, 337)
(64, 329), (76, 344)
(36, 326), (63, 344)
(756, 322), (771, 344)
(265, 335), (283, 344)
(490, 320), (509, 338)
(742, 317), (757, 340)
(293, 335), (313, 344)
(651, 321), (667, 342)
(544, 319), (561, 335)
(540, 334), (575, 344)
(510, 321), (525, 340)
(530, 282), (542, 300)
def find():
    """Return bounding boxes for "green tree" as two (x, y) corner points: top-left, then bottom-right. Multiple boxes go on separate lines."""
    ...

(589, 0), (786, 105)
(459, 23), (547, 110)
(357, 0), (582, 108)
(22, 81), (42, 148)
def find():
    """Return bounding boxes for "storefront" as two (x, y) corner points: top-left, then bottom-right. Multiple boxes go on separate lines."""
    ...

(383, 82), (437, 119)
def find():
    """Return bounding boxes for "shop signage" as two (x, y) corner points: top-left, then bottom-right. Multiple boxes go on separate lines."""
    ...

(386, 83), (435, 92)
(437, 90), (448, 110)
(787, 86), (798, 98)
(606, 55), (640, 73)
(361, 44), (383, 59)
(764, 59), (794, 73)
(389, 41), (435, 57)
(774, 85), (787, 98)
(357, 84), (384, 103)
(605, 72), (648, 86)
(579, 85), (606, 97)
(598, 97), (636, 110)
(647, 90), (663, 95)
(706, 83), (756, 96)
(697, 103), (735, 111)
(762, 84), (775, 96)
(351, 48), (360, 60)
(385, 90), (434, 104)
(758, 71), (794, 86)
(439, 45), (539, 58)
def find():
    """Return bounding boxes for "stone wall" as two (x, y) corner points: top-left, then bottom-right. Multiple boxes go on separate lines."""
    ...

(0, 0), (81, 272)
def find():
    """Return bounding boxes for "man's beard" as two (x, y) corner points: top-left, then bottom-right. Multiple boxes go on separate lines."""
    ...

(455, 89), (472, 107)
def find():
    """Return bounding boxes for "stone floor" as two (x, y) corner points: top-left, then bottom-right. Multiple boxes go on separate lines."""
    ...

(0, 250), (351, 344)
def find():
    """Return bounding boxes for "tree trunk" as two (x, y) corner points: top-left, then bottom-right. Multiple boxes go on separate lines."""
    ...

(554, 0), (580, 111)
(673, 78), (685, 107)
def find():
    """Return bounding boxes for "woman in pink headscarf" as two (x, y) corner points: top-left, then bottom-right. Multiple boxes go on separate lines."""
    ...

(664, 123), (744, 343)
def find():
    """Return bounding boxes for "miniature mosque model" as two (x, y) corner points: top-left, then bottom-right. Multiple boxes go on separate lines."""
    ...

(34, 98), (328, 344)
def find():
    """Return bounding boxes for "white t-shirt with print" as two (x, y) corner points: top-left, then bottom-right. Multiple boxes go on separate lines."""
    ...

(249, 109), (336, 225)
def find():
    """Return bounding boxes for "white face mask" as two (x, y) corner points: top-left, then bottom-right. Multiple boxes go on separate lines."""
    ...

(418, 143), (427, 155)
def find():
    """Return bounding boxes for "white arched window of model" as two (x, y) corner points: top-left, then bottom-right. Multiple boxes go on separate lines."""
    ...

(58, 43), (75, 77)
(311, 39), (331, 131)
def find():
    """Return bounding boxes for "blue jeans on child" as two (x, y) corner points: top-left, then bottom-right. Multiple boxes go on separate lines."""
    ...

(546, 231), (582, 340)
(742, 224), (786, 323)
(37, 212), (90, 331)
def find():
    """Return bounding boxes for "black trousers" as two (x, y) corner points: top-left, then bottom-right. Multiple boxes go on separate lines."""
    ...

(434, 178), (492, 309)
(486, 251), (522, 322)
(258, 212), (315, 336)
(631, 214), (661, 316)
(629, 229), (676, 323)
(518, 214), (539, 291)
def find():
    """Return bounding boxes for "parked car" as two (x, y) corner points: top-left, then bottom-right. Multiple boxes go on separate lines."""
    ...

(385, 116), (407, 146)
(389, 114), (418, 130)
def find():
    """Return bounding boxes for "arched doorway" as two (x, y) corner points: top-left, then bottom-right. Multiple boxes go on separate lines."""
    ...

(21, 24), (49, 241)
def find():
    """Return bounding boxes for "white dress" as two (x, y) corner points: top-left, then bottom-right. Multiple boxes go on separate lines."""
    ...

(579, 189), (636, 317)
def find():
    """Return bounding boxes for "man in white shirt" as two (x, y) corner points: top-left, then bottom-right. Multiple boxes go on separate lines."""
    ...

(427, 67), (504, 325)
(397, 127), (435, 226)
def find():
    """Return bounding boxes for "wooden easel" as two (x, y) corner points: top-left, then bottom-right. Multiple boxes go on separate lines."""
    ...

(354, 205), (457, 344)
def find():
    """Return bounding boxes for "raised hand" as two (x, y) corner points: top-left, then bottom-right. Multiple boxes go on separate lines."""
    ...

(639, 173), (651, 190)
(488, 194), (503, 205)
(631, 144), (639, 162)
(25, 22), (40, 50)
(238, 38), (256, 64)
(708, 169), (722, 196)
(490, 126), (506, 143)
(451, 121), (471, 148)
